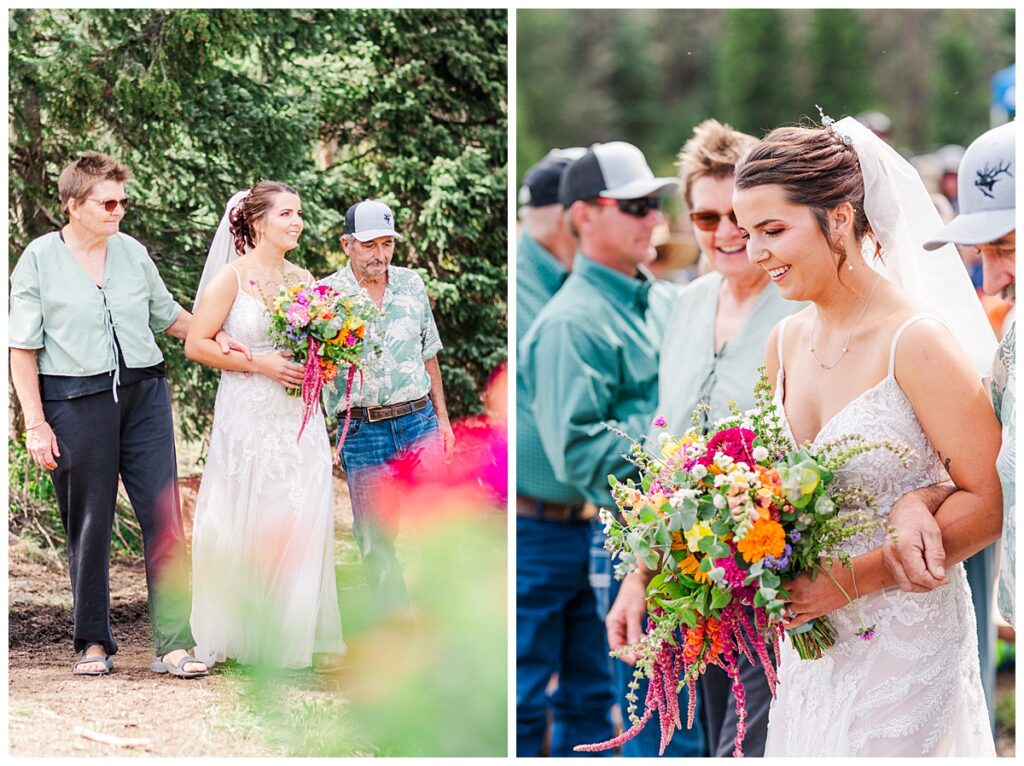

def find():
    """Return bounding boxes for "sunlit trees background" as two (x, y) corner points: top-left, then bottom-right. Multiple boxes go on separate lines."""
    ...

(517, 8), (1014, 179)
(10, 8), (508, 441)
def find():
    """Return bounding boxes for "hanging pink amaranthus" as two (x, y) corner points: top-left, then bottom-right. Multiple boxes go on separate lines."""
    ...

(333, 365), (361, 462)
(297, 337), (325, 442)
(575, 600), (780, 757)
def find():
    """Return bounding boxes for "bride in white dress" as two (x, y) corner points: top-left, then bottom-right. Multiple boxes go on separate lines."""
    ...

(732, 117), (1001, 756)
(184, 182), (345, 670)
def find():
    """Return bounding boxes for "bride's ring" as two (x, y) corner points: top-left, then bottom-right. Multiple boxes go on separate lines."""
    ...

(787, 609), (797, 621)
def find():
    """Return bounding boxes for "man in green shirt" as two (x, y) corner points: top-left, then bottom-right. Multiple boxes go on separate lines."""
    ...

(520, 142), (704, 756)
(517, 148), (619, 756)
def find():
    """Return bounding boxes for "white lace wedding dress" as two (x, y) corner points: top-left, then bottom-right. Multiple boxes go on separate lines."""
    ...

(190, 265), (345, 668)
(764, 315), (994, 756)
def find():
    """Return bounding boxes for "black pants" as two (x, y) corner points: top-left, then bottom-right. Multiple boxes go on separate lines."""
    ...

(699, 607), (776, 757)
(44, 377), (194, 657)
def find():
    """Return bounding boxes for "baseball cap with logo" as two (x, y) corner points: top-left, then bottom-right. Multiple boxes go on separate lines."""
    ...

(924, 121), (1016, 250)
(518, 147), (587, 208)
(559, 141), (680, 207)
(344, 200), (403, 242)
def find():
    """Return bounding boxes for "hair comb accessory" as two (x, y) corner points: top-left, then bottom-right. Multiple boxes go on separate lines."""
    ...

(816, 105), (852, 145)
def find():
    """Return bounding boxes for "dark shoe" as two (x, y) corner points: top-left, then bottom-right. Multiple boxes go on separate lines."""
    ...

(73, 643), (112, 676)
(151, 653), (209, 679)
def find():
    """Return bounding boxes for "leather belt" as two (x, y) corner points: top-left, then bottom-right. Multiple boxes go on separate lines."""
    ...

(351, 396), (430, 423)
(516, 494), (598, 523)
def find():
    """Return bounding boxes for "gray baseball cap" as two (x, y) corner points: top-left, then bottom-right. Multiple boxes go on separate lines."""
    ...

(345, 199), (403, 242)
(924, 121), (1016, 250)
(559, 141), (679, 206)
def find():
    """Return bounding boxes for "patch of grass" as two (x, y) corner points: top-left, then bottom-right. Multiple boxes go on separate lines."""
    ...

(219, 510), (507, 757)
(997, 688), (1015, 735)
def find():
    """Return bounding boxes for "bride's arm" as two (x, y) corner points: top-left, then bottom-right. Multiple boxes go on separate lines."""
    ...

(184, 266), (304, 389)
(784, 320), (1001, 627)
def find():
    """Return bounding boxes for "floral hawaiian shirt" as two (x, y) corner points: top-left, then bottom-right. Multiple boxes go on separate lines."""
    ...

(319, 264), (442, 412)
(992, 320), (1015, 626)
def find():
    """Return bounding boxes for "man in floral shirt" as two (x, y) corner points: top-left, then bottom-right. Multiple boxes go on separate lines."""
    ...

(886, 122), (1015, 637)
(321, 199), (454, 611)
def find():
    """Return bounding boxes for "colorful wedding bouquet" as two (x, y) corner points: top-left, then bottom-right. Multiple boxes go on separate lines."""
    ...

(575, 371), (910, 757)
(267, 282), (377, 447)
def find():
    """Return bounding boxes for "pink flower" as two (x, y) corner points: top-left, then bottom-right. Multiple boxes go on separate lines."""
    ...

(652, 415), (667, 428)
(345, 333), (357, 347)
(295, 290), (312, 306)
(698, 427), (757, 467)
(286, 303), (310, 327)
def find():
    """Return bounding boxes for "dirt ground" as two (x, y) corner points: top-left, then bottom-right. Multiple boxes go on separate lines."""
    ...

(8, 473), (355, 757)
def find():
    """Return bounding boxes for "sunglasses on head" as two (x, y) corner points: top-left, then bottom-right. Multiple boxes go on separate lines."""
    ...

(593, 196), (661, 218)
(88, 197), (129, 213)
(689, 209), (737, 231)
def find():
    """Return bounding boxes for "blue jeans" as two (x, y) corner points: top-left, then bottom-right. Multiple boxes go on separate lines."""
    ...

(338, 400), (444, 613)
(592, 523), (707, 758)
(517, 515), (615, 756)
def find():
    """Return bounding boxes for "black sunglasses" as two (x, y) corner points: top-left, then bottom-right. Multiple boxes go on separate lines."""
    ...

(593, 196), (661, 218)
(88, 197), (129, 213)
(689, 209), (737, 231)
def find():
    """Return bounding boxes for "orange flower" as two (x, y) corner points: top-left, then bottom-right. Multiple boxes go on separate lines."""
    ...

(678, 554), (710, 584)
(683, 616), (724, 667)
(736, 517), (787, 563)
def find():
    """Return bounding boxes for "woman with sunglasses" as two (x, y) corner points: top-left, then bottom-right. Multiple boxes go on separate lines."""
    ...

(9, 152), (244, 678)
(605, 120), (805, 757)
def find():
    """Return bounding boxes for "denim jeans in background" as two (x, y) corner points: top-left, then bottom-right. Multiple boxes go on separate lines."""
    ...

(338, 400), (444, 614)
(517, 516), (616, 756)
(590, 521), (707, 757)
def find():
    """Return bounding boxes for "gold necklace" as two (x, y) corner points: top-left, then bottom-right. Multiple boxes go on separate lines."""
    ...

(808, 271), (882, 370)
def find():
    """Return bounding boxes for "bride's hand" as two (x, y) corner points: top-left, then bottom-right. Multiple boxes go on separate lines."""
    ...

(255, 351), (305, 389)
(782, 558), (854, 630)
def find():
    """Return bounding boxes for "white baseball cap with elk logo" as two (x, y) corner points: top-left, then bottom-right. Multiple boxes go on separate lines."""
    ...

(925, 120), (1016, 250)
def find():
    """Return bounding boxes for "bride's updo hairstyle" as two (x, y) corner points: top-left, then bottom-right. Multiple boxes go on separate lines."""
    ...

(229, 180), (299, 255)
(734, 123), (881, 274)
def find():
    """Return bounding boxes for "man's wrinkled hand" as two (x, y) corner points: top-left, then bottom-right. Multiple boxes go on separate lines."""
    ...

(882, 497), (948, 593)
(439, 419), (456, 460)
(606, 571), (648, 664)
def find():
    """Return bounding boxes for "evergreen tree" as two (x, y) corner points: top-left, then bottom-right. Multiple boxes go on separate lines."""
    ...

(806, 9), (870, 119)
(713, 9), (795, 136)
(929, 12), (991, 146)
(9, 9), (507, 439)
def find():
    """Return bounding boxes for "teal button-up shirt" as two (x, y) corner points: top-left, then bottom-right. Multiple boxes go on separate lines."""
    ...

(319, 264), (442, 412)
(8, 232), (182, 375)
(650, 272), (805, 441)
(521, 253), (674, 506)
(515, 232), (586, 504)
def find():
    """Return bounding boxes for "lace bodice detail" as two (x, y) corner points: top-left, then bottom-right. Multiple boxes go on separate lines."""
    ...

(775, 369), (948, 559)
(221, 282), (278, 356)
(763, 314), (994, 757)
(203, 268), (331, 510)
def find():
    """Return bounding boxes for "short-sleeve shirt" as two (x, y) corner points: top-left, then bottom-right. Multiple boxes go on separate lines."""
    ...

(9, 231), (182, 378)
(992, 320), (1015, 626)
(319, 264), (442, 411)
